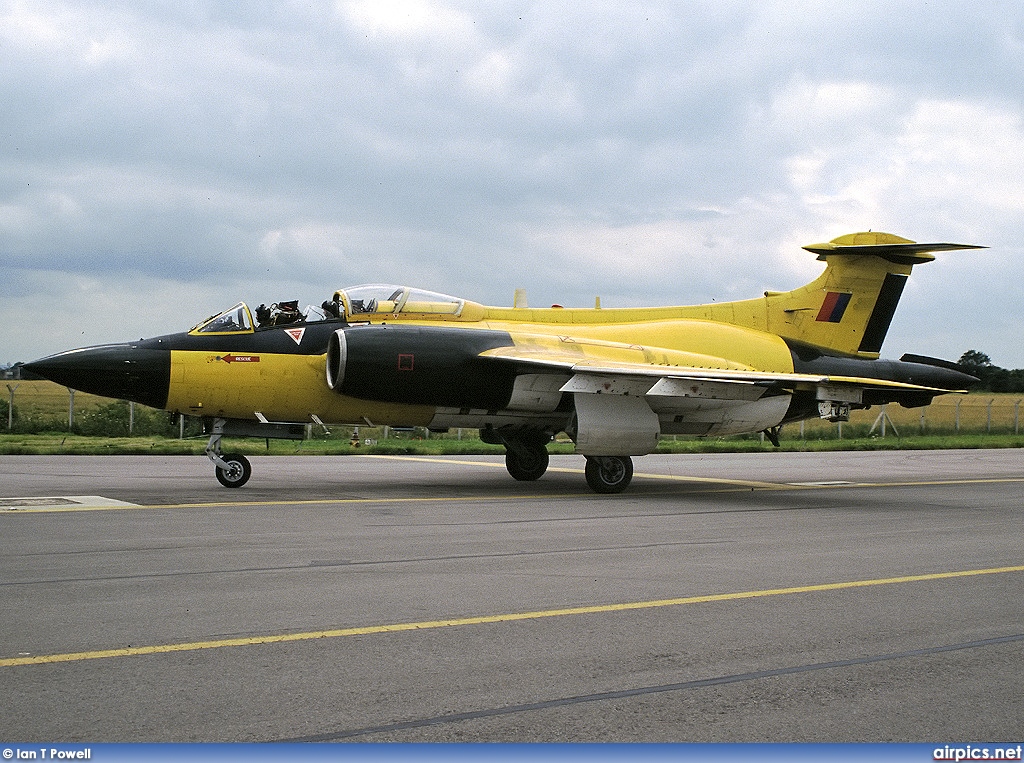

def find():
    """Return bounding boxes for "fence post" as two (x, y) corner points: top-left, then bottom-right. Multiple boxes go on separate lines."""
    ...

(68, 388), (75, 430)
(955, 398), (961, 433)
(870, 404), (894, 438)
(6, 384), (17, 431)
(1016, 400), (1021, 435)
(987, 399), (993, 433)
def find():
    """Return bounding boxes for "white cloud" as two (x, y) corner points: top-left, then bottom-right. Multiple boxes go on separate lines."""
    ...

(774, 95), (1024, 243)
(339, 0), (475, 38)
(900, 100), (1024, 214)
(3, 0), (1024, 368)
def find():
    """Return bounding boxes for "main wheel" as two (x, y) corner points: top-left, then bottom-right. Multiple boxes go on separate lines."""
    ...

(505, 443), (549, 481)
(215, 453), (252, 488)
(584, 455), (633, 494)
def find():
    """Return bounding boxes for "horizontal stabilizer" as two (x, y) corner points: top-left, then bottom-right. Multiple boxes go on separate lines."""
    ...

(802, 232), (985, 264)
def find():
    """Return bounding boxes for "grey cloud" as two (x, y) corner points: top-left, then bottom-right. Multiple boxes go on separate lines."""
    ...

(2, 0), (1023, 366)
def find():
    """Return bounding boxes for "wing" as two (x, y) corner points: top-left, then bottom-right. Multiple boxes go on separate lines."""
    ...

(479, 344), (960, 397)
(478, 341), (964, 454)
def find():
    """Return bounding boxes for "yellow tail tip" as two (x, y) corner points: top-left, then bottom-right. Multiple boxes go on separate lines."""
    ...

(803, 231), (915, 252)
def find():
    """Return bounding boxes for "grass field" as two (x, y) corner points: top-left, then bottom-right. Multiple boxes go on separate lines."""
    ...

(4, 380), (114, 419)
(3, 379), (1024, 455)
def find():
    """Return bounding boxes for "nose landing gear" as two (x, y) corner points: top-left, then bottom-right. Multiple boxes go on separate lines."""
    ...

(205, 426), (252, 488)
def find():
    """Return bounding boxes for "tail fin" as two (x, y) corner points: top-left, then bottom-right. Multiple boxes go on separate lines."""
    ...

(759, 232), (983, 358)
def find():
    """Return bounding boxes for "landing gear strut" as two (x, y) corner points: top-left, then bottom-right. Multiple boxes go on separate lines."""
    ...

(584, 455), (633, 494)
(202, 417), (307, 488)
(206, 428), (252, 488)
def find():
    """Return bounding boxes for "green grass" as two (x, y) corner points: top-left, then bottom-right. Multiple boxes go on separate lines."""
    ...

(4, 379), (1024, 455)
(0, 432), (513, 457)
(2, 431), (1022, 456)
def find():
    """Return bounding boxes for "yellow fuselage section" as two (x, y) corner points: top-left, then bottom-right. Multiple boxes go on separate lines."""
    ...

(163, 309), (795, 426)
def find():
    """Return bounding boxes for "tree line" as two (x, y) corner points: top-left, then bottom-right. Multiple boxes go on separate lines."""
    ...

(956, 351), (1024, 393)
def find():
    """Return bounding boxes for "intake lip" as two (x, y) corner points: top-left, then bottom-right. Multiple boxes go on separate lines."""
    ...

(326, 329), (347, 391)
(24, 344), (171, 409)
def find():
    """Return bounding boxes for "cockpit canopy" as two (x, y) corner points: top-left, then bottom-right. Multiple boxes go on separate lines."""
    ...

(331, 284), (466, 320)
(192, 303), (254, 334)
(189, 285), (472, 335)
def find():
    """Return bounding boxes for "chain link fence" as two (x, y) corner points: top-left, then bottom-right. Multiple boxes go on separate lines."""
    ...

(5, 381), (1023, 440)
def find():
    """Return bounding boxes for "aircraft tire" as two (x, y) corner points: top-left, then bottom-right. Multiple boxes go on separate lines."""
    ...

(584, 455), (633, 494)
(215, 453), (252, 488)
(505, 445), (549, 481)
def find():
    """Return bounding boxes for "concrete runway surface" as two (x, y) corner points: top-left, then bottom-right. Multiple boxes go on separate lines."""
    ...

(1, 449), (1022, 742)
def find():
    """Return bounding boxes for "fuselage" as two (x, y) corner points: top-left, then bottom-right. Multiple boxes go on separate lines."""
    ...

(24, 287), (975, 440)
(21, 233), (985, 493)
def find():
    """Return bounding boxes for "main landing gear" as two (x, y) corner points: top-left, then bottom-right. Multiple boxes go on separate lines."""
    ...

(485, 427), (635, 493)
(584, 455), (633, 494)
(481, 428), (553, 483)
(504, 439), (550, 481)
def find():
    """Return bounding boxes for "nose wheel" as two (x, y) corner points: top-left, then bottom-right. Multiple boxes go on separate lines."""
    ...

(214, 453), (252, 488)
(584, 455), (633, 494)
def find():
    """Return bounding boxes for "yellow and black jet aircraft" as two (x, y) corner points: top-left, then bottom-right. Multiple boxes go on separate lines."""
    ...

(25, 231), (982, 493)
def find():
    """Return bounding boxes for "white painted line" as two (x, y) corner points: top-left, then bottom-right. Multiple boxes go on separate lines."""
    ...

(0, 495), (140, 512)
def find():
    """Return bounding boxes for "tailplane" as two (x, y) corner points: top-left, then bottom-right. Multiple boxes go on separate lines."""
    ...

(757, 232), (983, 358)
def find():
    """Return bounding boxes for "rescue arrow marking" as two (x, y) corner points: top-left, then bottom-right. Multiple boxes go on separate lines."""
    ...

(218, 355), (260, 364)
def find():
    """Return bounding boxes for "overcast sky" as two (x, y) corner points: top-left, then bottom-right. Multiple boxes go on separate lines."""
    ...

(4, 0), (1024, 367)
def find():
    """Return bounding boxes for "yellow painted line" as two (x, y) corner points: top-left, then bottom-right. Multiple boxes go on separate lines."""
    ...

(834, 478), (1024, 489)
(4, 564), (1022, 668)
(360, 453), (588, 473)
(631, 471), (786, 489)
(363, 454), (800, 490)
(0, 493), (579, 513)
(361, 454), (1024, 491)
(2, 503), (142, 514)
(6, 454), (1024, 514)
(360, 454), (510, 467)
(7, 476), (1024, 514)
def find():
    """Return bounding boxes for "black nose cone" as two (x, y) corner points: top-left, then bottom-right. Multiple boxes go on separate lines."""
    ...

(24, 344), (171, 410)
